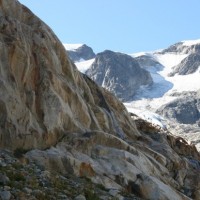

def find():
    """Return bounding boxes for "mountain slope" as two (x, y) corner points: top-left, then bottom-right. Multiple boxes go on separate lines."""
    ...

(1, 0), (200, 199)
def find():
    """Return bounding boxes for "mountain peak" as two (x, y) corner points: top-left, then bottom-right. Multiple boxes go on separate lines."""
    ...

(64, 43), (95, 62)
(86, 50), (153, 101)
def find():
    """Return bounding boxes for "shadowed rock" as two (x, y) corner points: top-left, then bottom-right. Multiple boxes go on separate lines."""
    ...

(86, 50), (153, 101)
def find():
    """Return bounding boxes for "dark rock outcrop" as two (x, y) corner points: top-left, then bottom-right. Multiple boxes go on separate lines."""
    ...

(157, 91), (200, 125)
(169, 53), (200, 76)
(86, 50), (153, 101)
(66, 44), (95, 62)
(135, 55), (162, 69)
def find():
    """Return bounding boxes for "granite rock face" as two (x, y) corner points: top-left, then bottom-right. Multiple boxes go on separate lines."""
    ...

(1, 0), (200, 199)
(86, 50), (153, 101)
(66, 44), (95, 62)
(0, 0), (137, 150)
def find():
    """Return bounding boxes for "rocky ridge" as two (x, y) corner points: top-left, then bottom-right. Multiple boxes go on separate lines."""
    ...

(157, 90), (200, 149)
(160, 41), (200, 54)
(0, 0), (200, 199)
(65, 44), (95, 62)
(159, 40), (200, 76)
(135, 55), (162, 69)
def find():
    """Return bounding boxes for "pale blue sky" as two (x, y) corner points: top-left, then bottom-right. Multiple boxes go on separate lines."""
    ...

(19, 0), (200, 54)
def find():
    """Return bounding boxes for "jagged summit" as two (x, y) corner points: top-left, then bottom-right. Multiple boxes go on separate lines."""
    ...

(64, 43), (95, 62)
(161, 39), (200, 54)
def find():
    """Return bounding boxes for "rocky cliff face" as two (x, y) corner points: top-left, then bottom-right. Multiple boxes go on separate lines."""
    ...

(86, 50), (153, 101)
(0, 0), (138, 150)
(66, 44), (95, 62)
(1, 1), (200, 199)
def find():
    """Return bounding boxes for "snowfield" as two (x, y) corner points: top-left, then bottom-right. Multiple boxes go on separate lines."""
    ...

(124, 105), (167, 129)
(131, 52), (199, 100)
(126, 50), (200, 128)
(64, 40), (200, 129)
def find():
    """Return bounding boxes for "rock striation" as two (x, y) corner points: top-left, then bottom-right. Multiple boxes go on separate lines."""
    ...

(86, 50), (153, 101)
(0, 0), (138, 151)
(1, 0), (200, 199)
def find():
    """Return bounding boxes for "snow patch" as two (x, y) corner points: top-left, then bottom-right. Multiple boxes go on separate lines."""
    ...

(63, 43), (83, 51)
(125, 104), (166, 129)
(166, 70), (200, 93)
(125, 51), (200, 113)
(75, 58), (95, 73)
(153, 53), (188, 74)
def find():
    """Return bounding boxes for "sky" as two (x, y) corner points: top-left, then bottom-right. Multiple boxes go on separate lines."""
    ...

(19, 0), (200, 54)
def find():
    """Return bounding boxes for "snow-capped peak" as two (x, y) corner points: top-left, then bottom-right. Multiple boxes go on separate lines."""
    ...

(181, 39), (200, 47)
(63, 43), (83, 51)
